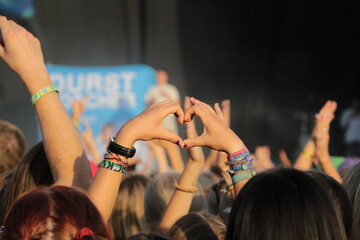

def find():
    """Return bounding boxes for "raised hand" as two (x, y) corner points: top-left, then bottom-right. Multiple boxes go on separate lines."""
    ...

(181, 97), (244, 154)
(114, 101), (184, 148)
(0, 16), (51, 94)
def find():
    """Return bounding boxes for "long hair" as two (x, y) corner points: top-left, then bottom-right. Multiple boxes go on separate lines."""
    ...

(0, 141), (53, 224)
(343, 162), (360, 239)
(1, 185), (110, 240)
(306, 170), (354, 239)
(226, 168), (347, 240)
(109, 173), (151, 239)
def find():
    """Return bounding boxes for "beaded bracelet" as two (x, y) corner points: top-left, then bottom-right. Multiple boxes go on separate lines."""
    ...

(31, 85), (59, 105)
(174, 182), (198, 193)
(100, 159), (127, 173)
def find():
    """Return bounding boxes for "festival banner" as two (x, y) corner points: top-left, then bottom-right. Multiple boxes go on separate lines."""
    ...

(44, 64), (156, 159)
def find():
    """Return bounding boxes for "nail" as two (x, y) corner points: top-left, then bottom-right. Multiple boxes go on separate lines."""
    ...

(182, 142), (188, 148)
(176, 140), (180, 145)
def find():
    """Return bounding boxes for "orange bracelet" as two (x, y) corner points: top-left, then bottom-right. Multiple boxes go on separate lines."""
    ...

(174, 182), (198, 193)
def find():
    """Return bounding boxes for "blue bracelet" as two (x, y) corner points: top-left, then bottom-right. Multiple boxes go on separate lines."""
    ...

(232, 170), (256, 184)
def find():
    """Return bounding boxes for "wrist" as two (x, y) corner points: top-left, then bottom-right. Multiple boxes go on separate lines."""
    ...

(24, 73), (54, 96)
(224, 136), (246, 155)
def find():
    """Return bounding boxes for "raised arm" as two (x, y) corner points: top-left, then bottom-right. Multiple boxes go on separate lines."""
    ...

(180, 97), (255, 196)
(313, 100), (342, 183)
(158, 96), (205, 232)
(87, 101), (184, 222)
(0, 16), (91, 189)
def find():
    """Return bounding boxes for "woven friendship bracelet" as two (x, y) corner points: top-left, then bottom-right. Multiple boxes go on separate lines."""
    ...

(100, 159), (127, 173)
(104, 152), (128, 168)
(232, 170), (256, 184)
(31, 85), (59, 105)
(227, 148), (249, 160)
(225, 154), (254, 166)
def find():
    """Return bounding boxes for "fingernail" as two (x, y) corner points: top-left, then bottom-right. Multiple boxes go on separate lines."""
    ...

(176, 140), (180, 145)
(182, 142), (188, 148)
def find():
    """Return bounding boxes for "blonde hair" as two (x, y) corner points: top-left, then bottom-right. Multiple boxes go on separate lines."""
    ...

(0, 120), (26, 177)
(167, 211), (227, 240)
(144, 171), (207, 232)
(109, 172), (151, 239)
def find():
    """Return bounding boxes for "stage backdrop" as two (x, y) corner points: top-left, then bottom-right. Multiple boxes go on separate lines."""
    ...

(44, 64), (156, 159)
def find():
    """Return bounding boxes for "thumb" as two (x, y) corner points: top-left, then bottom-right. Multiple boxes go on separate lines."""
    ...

(157, 128), (182, 145)
(181, 136), (206, 149)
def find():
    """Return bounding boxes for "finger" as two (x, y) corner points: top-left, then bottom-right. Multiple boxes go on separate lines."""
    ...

(319, 100), (332, 115)
(184, 96), (192, 110)
(181, 136), (206, 149)
(214, 103), (225, 122)
(190, 97), (215, 113)
(184, 104), (209, 123)
(0, 16), (9, 56)
(82, 95), (90, 104)
(156, 128), (182, 144)
(162, 102), (184, 124)
(221, 99), (231, 127)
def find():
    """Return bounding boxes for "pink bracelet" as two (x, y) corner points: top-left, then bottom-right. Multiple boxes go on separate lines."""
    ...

(227, 148), (249, 160)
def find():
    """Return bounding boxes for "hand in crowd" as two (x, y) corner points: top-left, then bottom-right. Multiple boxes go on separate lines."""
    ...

(181, 97), (245, 154)
(0, 16), (51, 94)
(114, 101), (184, 148)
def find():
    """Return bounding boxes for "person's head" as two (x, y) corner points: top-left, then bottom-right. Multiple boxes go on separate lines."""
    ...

(0, 120), (26, 177)
(144, 171), (207, 232)
(306, 170), (354, 239)
(109, 172), (151, 239)
(343, 162), (360, 239)
(0, 141), (53, 224)
(226, 168), (347, 240)
(167, 211), (226, 240)
(1, 185), (110, 239)
(156, 70), (169, 86)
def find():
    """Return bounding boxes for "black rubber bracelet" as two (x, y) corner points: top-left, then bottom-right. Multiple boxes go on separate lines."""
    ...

(106, 136), (136, 158)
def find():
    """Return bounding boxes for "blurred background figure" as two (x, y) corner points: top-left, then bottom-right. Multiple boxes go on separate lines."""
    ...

(340, 97), (360, 158)
(144, 69), (184, 173)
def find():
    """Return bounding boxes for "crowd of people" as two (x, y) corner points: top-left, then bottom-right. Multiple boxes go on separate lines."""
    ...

(1, 16), (360, 240)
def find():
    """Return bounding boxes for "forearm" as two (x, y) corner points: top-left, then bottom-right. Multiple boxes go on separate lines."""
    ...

(87, 136), (132, 222)
(293, 138), (315, 170)
(318, 153), (342, 183)
(30, 75), (91, 189)
(158, 158), (202, 232)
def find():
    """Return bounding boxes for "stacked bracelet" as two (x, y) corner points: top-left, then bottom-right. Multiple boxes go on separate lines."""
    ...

(226, 148), (256, 184)
(31, 85), (59, 105)
(104, 152), (128, 169)
(100, 159), (127, 173)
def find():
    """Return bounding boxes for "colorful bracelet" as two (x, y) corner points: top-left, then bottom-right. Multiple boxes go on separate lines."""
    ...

(104, 152), (128, 168)
(231, 170), (256, 184)
(31, 85), (59, 105)
(174, 182), (198, 193)
(100, 159), (127, 173)
(301, 150), (314, 159)
(227, 148), (249, 160)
